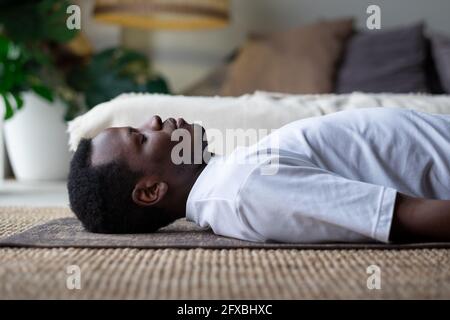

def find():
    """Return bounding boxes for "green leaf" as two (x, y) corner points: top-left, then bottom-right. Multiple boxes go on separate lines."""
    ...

(68, 47), (171, 110)
(11, 92), (23, 109)
(32, 85), (54, 102)
(0, 0), (78, 44)
(0, 36), (9, 58)
(2, 94), (14, 120)
(0, 3), (44, 43)
(147, 76), (170, 94)
(40, 0), (78, 43)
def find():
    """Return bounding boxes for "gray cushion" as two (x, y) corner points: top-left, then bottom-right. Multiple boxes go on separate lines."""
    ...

(430, 32), (450, 93)
(336, 23), (429, 93)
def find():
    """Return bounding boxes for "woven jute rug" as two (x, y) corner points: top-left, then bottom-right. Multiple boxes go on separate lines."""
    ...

(1, 206), (450, 299)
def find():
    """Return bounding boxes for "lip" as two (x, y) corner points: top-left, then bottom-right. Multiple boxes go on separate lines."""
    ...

(176, 118), (186, 128)
(164, 117), (178, 129)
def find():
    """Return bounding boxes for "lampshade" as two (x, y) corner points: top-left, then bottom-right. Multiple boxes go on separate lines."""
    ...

(94, 0), (230, 30)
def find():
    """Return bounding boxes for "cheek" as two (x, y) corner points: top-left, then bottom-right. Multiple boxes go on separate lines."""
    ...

(144, 133), (175, 163)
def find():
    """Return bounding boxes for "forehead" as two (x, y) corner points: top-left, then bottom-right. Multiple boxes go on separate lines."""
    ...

(90, 128), (126, 166)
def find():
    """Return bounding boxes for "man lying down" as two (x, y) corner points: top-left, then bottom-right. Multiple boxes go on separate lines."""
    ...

(68, 107), (450, 243)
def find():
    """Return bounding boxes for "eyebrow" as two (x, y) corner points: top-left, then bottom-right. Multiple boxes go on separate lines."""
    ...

(126, 127), (133, 136)
(126, 127), (136, 142)
(125, 127), (140, 149)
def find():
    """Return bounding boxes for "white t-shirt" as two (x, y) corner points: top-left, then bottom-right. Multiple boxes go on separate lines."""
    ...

(186, 108), (450, 243)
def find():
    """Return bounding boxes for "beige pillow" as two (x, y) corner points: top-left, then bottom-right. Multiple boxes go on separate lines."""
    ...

(221, 19), (354, 96)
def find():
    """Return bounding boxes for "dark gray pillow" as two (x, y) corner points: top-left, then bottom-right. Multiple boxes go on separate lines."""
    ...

(336, 23), (429, 93)
(430, 32), (450, 93)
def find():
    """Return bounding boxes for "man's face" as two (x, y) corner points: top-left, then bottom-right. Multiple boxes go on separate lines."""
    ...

(90, 115), (205, 174)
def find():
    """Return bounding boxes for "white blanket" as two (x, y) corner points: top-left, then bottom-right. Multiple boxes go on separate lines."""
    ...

(68, 91), (450, 153)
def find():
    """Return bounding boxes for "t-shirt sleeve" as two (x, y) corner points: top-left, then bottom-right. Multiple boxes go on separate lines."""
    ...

(236, 160), (397, 243)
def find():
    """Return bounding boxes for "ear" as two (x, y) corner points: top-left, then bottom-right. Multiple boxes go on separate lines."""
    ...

(132, 177), (168, 207)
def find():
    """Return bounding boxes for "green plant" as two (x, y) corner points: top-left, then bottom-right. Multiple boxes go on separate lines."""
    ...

(68, 47), (170, 109)
(1, 1), (171, 121)
(0, 0), (78, 120)
(0, 35), (54, 119)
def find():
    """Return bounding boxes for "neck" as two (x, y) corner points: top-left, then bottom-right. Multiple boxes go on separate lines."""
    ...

(170, 153), (213, 219)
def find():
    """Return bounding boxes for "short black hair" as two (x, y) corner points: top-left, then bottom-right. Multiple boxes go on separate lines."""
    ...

(68, 138), (174, 233)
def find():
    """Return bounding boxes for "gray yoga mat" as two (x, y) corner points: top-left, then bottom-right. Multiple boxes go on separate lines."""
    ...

(1, 217), (450, 249)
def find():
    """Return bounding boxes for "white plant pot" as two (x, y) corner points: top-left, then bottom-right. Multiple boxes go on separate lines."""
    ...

(3, 92), (71, 181)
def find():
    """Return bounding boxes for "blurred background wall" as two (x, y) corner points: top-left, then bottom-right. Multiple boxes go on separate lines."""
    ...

(77, 0), (450, 93)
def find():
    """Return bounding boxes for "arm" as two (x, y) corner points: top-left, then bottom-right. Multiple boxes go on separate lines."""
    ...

(390, 193), (450, 242)
(238, 162), (401, 243)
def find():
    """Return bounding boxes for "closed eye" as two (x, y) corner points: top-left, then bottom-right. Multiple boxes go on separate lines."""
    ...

(127, 127), (146, 145)
(140, 133), (147, 144)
